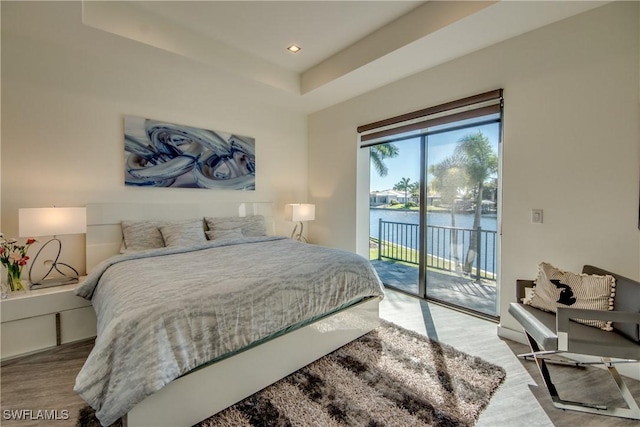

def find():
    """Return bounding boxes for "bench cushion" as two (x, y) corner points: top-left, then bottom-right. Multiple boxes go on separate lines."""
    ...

(583, 265), (640, 343)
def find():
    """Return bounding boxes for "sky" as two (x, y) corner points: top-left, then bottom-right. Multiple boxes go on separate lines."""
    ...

(369, 121), (500, 191)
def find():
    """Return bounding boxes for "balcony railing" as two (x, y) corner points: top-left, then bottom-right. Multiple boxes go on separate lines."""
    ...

(376, 219), (497, 281)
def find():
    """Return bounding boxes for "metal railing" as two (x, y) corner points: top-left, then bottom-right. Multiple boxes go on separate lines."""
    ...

(376, 219), (497, 281)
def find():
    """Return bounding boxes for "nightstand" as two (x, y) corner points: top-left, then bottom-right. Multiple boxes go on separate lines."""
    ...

(0, 280), (97, 360)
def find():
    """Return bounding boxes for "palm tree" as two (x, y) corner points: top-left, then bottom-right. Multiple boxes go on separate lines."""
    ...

(393, 177), (412, 208)
(455, 131), (498, 275)
(429, 156), (466, 270)
(370, 144), (399, 177)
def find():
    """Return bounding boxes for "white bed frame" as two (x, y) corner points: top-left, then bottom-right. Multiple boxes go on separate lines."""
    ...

(85, 202), (380, 427)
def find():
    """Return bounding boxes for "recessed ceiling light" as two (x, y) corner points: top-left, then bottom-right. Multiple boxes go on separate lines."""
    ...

(287, 44), (301, 53)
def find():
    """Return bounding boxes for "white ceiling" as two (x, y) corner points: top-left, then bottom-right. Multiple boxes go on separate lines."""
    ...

(132, 1), (424, 74)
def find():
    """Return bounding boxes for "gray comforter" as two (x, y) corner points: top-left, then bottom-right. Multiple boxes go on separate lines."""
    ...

(74, 236), (384, 426)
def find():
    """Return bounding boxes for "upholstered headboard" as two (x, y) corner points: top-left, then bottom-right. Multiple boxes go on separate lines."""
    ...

(86, 202), (274, 273)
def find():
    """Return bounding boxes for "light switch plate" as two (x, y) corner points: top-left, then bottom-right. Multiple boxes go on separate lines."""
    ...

(531, 209), (543, 224)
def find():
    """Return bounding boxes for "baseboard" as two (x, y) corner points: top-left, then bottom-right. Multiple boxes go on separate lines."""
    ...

(497, 324), (527, 345)
(497, 325), (639, 381)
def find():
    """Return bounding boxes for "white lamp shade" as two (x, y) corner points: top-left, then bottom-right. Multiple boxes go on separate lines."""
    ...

(284, 204), (315, 222)
(19, 207), (87, 237)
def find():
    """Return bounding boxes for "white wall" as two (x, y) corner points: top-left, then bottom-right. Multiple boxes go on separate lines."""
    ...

(1, 2), (308, 274)
(308, 2), (640, 333)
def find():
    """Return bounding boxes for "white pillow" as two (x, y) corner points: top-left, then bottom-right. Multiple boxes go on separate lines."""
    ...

(527, 262), (616, 331)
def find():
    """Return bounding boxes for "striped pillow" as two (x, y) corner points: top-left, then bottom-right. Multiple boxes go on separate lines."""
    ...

(205, 228), (244, 241)
(160, 219), (207, 247)
(121, 220), (165, 251)
(204, 215), (266, 237)
(527, 262), (616, 331)
(121, 219), (206, 251)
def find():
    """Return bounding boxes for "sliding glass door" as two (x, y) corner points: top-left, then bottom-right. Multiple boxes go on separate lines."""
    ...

(422, 119), (499, 316)
(364, 91), (502, 318)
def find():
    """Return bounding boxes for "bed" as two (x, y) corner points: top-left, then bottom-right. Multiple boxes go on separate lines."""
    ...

(75, 202), (384, 427)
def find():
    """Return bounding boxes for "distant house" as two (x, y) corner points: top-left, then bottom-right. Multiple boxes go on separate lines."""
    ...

(369, 189), (407, 205)
(371, 190), (442, 206)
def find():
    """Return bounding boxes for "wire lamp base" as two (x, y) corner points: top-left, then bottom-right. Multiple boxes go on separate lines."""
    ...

(29, 276), (79, 290)
(28, 238), (80, 290)
(290, 221), (308, 243)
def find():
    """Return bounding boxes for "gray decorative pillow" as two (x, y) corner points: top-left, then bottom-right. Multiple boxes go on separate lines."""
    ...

(121, 220), (165, 251)
(205, 228), (244, 241)
(527, 262), (616, 331)
(160, 219), (207, 247)
(204, 215), (266, 237)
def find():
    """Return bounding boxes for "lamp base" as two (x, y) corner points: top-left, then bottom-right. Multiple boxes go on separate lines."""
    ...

(28, 237), (81, 290)
(29, 276), (79, 290)
(290, 221), (308, 243)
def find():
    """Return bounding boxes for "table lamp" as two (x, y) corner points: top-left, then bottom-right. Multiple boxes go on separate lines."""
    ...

(19, 207), (87, 289)
(284, 204), (315, 242)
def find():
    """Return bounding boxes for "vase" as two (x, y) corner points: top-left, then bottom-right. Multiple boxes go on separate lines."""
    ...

(5, 265), (25, 292)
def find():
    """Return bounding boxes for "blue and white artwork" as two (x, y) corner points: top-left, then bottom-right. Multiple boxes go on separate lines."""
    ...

(124, 116), (255, 190)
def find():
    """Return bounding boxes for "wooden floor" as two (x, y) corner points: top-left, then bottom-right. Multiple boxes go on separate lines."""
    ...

(1, 289), (638, 427)
(0, 340), (94, 427)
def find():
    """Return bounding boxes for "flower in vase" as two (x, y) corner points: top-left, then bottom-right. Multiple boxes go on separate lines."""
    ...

(0, 234), (36, 292)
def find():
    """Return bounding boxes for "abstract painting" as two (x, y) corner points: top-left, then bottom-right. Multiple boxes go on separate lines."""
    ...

(124, 116), (255, 190)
